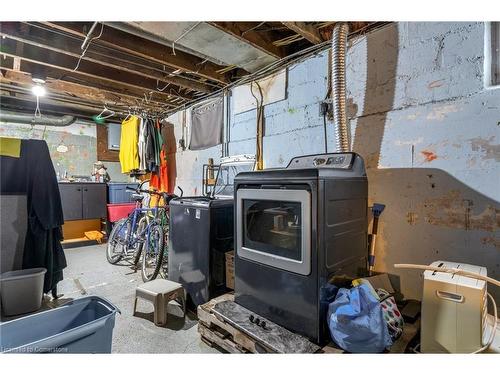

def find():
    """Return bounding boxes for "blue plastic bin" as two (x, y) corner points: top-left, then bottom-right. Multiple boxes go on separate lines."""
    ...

(0, 296), (120, 353)
(107, 182), (138, 204)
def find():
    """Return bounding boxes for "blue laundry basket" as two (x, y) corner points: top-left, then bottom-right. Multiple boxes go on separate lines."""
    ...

(0, 296), (120, 353)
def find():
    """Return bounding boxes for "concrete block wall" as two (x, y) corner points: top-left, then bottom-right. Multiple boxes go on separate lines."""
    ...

(166, 22), (499, 302)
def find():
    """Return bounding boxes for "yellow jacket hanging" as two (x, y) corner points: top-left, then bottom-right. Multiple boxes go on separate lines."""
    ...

(119, 116), (140, 173)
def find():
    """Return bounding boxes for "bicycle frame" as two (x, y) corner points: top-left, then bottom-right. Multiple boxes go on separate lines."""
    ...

(114, 199), (164, 256)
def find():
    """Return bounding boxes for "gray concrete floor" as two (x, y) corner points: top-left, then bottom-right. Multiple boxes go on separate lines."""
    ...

(55, 244), (218, 353)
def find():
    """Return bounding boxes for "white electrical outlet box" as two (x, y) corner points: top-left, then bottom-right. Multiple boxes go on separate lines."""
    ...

(421, 261), (488, 353)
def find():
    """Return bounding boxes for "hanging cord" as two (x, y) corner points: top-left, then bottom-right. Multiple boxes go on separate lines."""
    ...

(394, 263), (499, 353)
(34, 95), (42, 118)
(323, 112), (328, 153)
(250, 81), (264, 170)
(74, 22), (104, 72)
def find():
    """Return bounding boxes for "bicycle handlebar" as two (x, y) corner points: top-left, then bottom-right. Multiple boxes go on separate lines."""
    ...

(126, 186), (179, 203)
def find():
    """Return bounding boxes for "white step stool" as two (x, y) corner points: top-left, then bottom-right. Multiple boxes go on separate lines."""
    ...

(133, 279), (186, 326)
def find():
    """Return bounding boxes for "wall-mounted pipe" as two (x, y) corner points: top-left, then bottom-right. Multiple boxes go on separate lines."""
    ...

(0, 112), (76, 127)
(331, 22), (350, 152)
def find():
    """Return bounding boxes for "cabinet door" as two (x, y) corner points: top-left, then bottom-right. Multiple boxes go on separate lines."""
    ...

(59, 184), (83, 221)
(82, 184), (107, 219)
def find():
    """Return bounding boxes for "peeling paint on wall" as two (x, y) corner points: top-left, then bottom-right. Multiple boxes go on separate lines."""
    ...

(469, 136), (500, 161)
(426, 104), (461, 121)
(422, 190), (499, 232)
(421, 150), (438, 162)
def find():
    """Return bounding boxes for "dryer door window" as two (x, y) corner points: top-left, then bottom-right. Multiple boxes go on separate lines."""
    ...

(237, 188), (311, 275)
(243, 199), (302, 261)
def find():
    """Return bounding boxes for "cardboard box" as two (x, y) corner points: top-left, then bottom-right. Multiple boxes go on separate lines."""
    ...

(225, 250), (235, 290)
(363, 273), (394, 293)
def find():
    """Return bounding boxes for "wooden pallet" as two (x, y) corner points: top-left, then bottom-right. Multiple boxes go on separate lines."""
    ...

(198, 293), (420, 354)
(197, 293), (263, 353)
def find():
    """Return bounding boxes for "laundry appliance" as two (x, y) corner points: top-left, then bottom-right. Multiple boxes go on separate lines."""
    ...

(168, 155), (254, 308)
(234, 152), (368, 344)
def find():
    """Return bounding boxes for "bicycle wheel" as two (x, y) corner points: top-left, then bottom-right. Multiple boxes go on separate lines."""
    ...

(132, 216), (147, 267)
(141, 222), (164, 282)
(106, 218), (129, 264)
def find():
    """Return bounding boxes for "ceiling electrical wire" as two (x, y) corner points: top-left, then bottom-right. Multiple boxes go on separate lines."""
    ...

(164, 22), (390, 117)
(241, 22), (266, 36)
(23, 22), (222, 91)
(15, 21), (388, 117)
(73, 22), (104, 72)
(171, 22), (201, 56)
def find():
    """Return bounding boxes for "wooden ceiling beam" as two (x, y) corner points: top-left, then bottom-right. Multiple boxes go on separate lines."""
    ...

(41, 22), (235, 84)
(0, 22), (215, 94)
(281, 22), (324, 44)
(0, 70), (172, 110)
(209, 22), (286, 59)
(0, 39), (194, 102)
(0, 56), (178, 109)
(0, 91), (125, 118)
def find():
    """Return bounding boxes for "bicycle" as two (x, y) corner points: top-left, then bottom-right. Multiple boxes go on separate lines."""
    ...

(106, 186), (167, 282)
(137, 186), (183, 282)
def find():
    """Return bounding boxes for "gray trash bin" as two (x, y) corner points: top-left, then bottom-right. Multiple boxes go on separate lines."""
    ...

(0, 296), (120, 353)
(0, 268), (46, 316)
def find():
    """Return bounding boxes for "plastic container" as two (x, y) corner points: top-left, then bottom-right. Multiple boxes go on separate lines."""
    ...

(0, 296), (120, 353)
(107, 203), (135, 223)
(107, 182), (138, 203)
(0, 268), (46, 316)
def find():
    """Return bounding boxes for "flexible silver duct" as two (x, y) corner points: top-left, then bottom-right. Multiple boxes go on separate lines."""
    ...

(0, 112), (76, 127)
(331, 22), (350, 152)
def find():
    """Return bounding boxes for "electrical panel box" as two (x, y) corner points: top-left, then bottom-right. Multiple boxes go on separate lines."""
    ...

(107, 123), (121, 151)
(421, 261), (488, 353)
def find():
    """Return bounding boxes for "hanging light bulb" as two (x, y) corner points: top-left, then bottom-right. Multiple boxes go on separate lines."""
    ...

(31, 84), (46, 97)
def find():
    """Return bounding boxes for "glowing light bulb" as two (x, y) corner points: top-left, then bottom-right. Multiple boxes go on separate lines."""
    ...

(32, 85), (46, 97)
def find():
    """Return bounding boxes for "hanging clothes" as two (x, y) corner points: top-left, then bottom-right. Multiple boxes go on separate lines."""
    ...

(0, 139), (66, 294)
(144, 119), (155, 173)
(144, 118), (163, 173)
(138, 117), (147, 171)
(119, 115), (140, 173)
(150, 120), (168, 192)
(150, 149), (169, 193)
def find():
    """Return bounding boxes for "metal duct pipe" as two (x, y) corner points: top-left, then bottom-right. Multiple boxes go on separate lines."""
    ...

(331, 22), (350, 152)
(0, 112), (76, 127)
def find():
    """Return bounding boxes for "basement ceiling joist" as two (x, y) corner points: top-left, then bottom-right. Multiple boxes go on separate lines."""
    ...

(40, 22), (236, 85)
(119, 22), (278, 73)
(0, 21), (380, 119)
(0, 23), (216, 94)
(209, 22), (287, 59)
(281, 22), (324, 44)
(0, 39), (196, 102)
(0, 70), (173, 110)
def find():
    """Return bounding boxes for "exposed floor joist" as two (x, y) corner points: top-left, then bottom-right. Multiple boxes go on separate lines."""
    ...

(209, 22), (286, 59)
(1, 22), (216, 94)
(0, 70), (171, 110)
(0, 39), (197, 102)
(0, 21), (381, 119)
(40, 22), (236, 85)
(281, 22), (324, 44)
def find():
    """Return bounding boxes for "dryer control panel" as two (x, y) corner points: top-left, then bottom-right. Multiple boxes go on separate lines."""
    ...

(286, 152), (354, 169)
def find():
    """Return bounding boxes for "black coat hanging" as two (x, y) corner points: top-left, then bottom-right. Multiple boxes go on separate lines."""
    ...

(0, 139), (67, 296)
